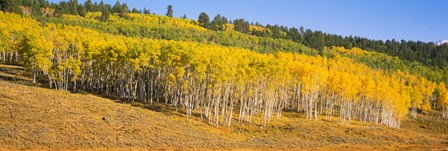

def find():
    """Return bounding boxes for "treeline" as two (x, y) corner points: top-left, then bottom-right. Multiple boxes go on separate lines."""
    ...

(3, 0), (315, 56)
(2, 0), (447, 70)
(0, 0), (149, 19)
(266, 27), (448, 68)
(196, 10), (447, 69)
(2, 12), (448, 129)
(198, 12), (448, 70)
(37, 12), (314, 55)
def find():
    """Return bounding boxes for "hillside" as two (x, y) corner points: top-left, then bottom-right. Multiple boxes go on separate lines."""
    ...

(31, 12), (447, 82)
(33, 12), (447, 83)
(1, 1), (448, 150)
(0, 63), (447, 150)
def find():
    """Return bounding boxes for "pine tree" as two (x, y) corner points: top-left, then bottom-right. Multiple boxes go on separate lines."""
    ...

(55, 1), (68, 15)
(104, 4), (112, 12)
(31, 0), (42, 16)
(166, 5), (173, 17)
(22, 0), (33, 7)
(210, 14), (228, 31)
(233, 18), (250, 33)
(99, 7), (110, 22)
(112, 0), (121, 13)
(143, 7), (150, 14)
(69, 0), (79, 15)
(131, 8), (140, 14)
(0, 0), (23, 14)
(119, 3), (129, 19)
(84, 0), (93, 12)
(198, 12), (210, 28)
(78, 4), (86, 17)
(98, 0), (105, 11)
(39, 0), (48, 8)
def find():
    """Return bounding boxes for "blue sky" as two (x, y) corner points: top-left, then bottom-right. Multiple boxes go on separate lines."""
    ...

(49, 0), (448, 42)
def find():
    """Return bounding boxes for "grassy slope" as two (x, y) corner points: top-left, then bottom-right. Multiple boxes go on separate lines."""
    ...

(0, 64), (447, 150)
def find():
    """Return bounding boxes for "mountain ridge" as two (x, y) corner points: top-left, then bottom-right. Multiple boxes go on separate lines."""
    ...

(436, 40), (448, 46)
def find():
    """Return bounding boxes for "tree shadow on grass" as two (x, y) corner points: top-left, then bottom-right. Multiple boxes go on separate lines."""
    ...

(0, 63), (193, 120)
(0, 63), (40, 87)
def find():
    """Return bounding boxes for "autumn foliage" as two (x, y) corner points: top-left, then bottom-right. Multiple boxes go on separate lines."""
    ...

(1, 12), (446, 128)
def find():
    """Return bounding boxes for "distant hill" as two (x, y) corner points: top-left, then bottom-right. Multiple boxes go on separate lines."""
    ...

(436, 40), (448, 46)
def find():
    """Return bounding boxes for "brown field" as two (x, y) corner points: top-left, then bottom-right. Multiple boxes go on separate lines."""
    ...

(0, 63), (447, 150)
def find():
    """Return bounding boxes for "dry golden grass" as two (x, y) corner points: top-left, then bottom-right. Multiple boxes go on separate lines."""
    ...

(0, 63), (447, 150)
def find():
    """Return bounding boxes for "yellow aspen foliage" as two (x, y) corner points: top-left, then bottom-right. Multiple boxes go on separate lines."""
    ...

(438, 83), (448, 107)
(1, 12), (441, 128)
(437, 82), (448, 118)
